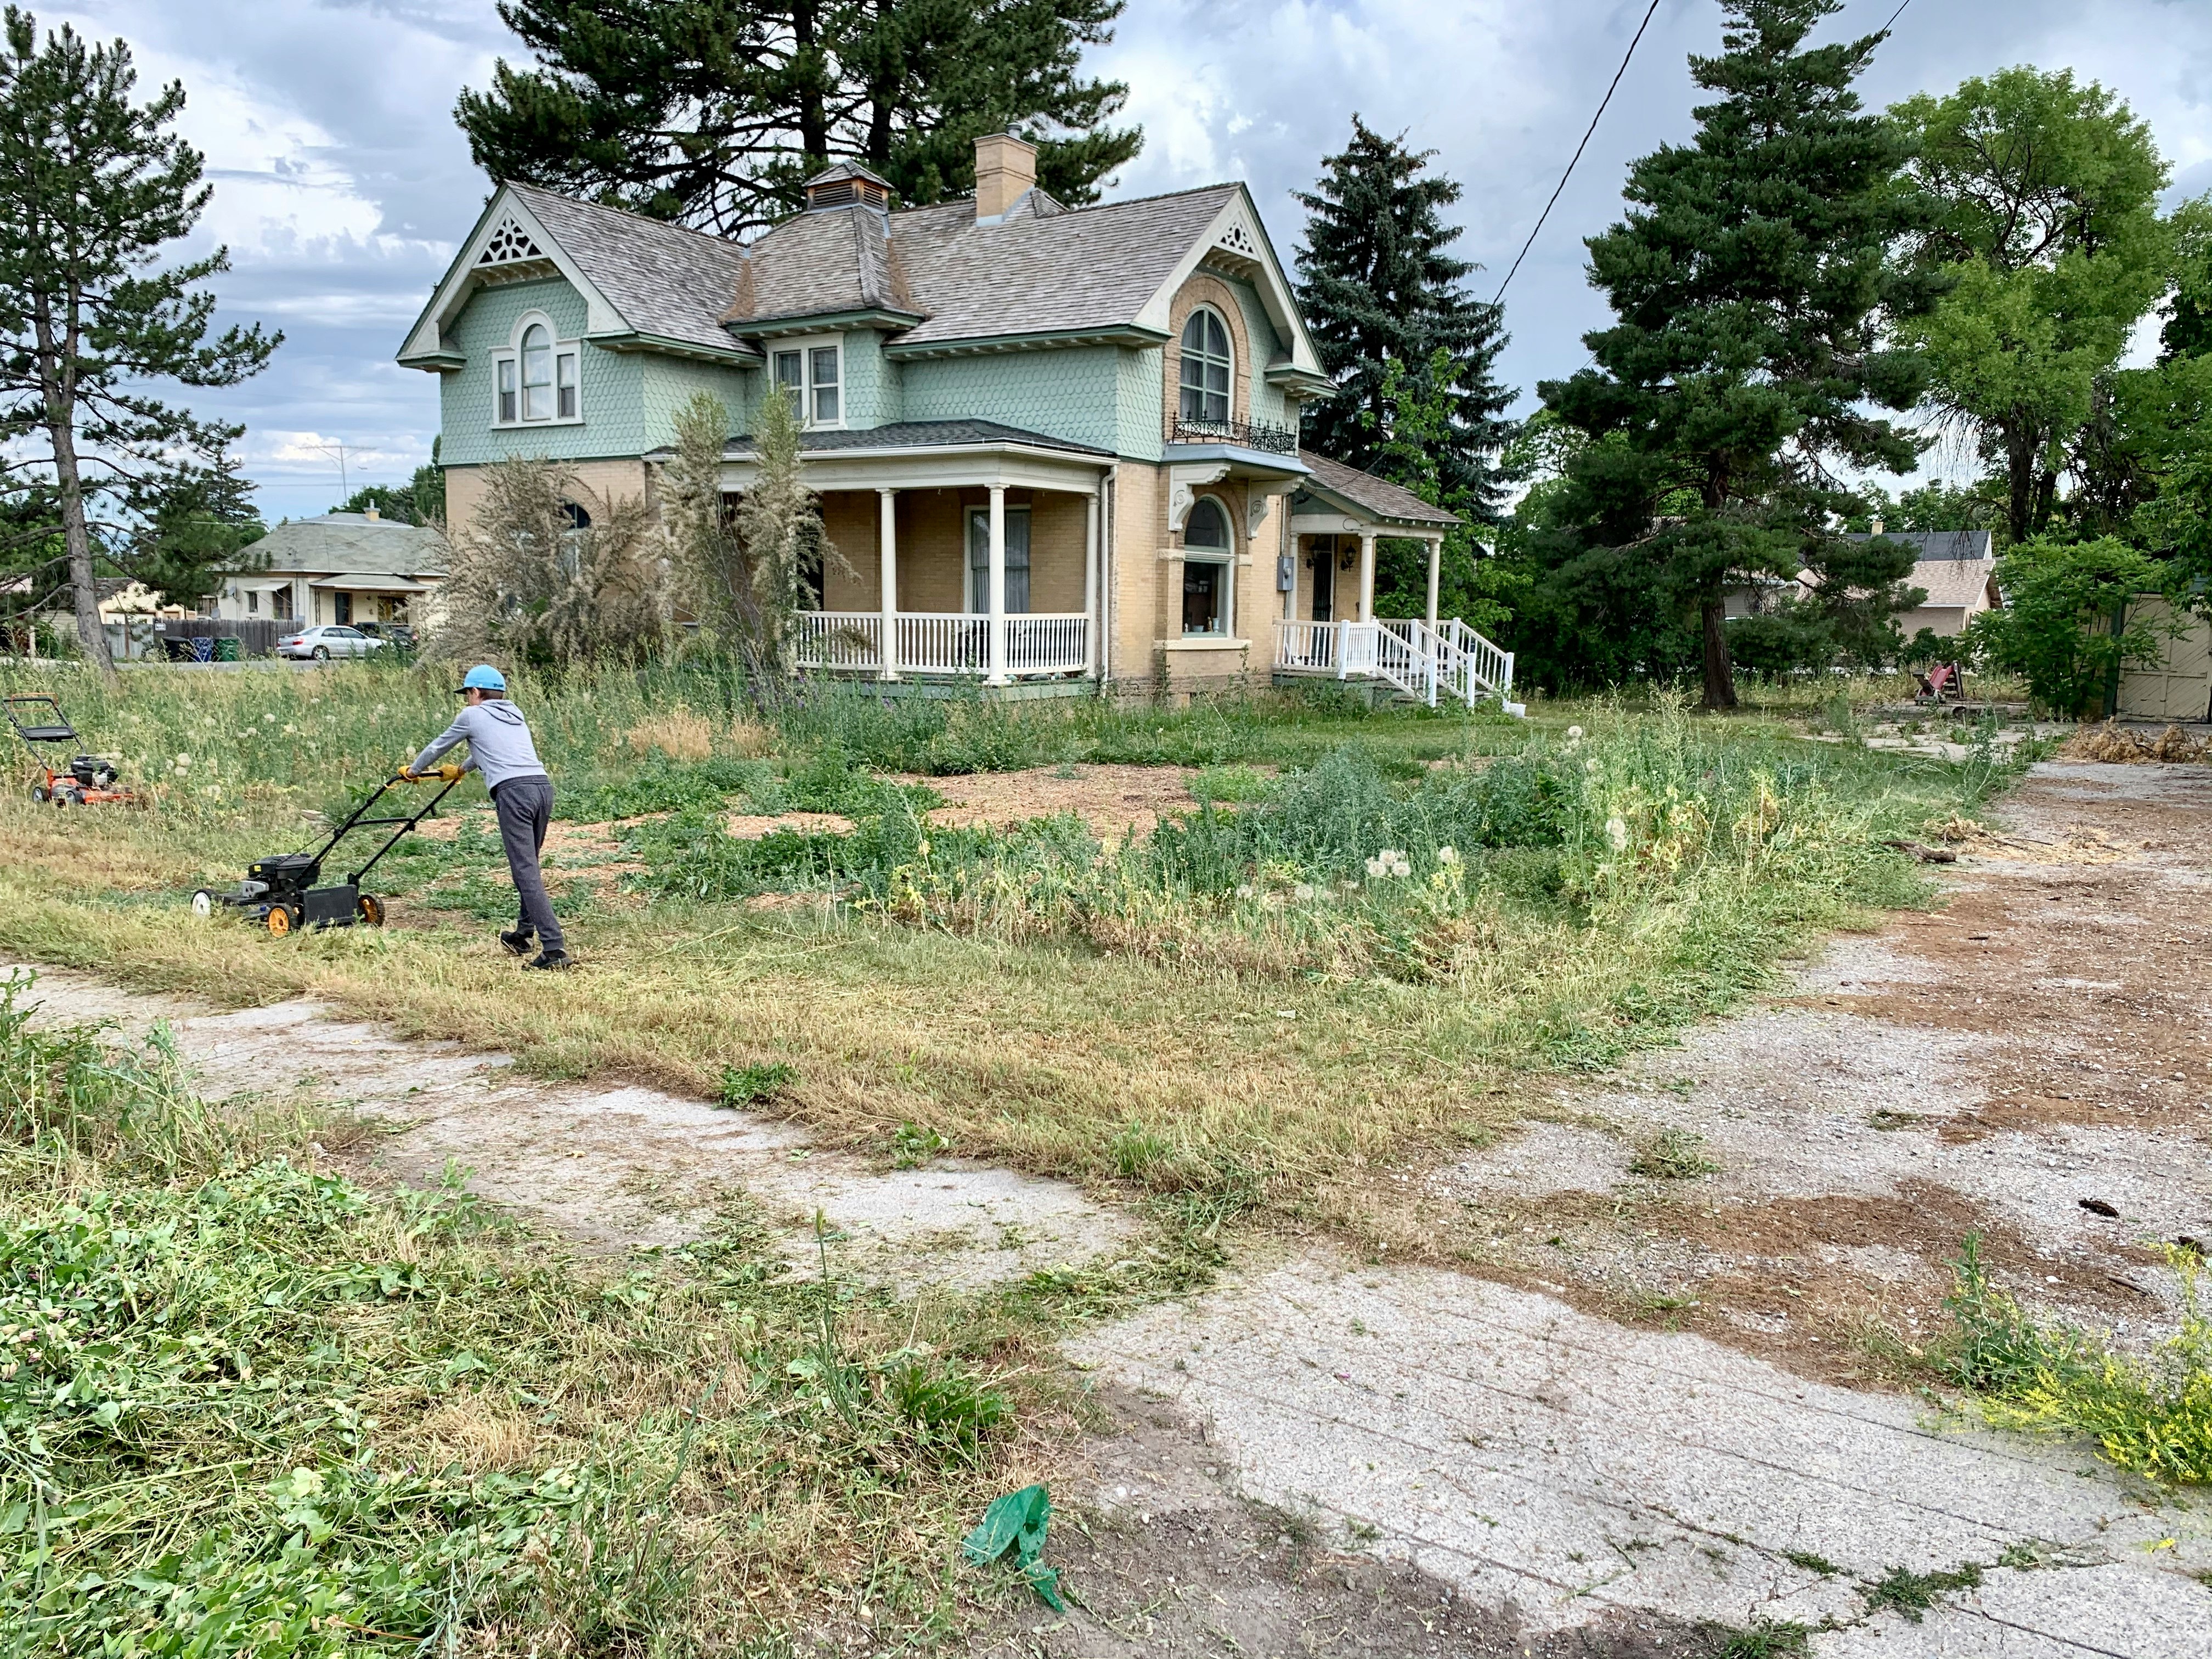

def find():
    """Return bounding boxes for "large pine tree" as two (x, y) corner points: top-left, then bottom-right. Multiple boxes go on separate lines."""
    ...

(1532, 0), (1937, 708)
(0, 10), (279, 667)
(456, 0), (1142, 234)
(1293, 116), (1513, 521)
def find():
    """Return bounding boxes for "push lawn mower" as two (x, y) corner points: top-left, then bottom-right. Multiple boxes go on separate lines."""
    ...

(193, 766), (465, 936)
(5, 695), (134, 806)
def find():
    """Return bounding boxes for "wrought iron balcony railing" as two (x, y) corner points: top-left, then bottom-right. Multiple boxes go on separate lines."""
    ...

(1166, 415), (1299, 456)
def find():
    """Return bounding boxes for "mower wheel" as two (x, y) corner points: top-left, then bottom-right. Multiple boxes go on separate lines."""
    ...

(265, 905), (294, 938)
(190, 889), (215, 919)
(29, 785), (47, 804)
(357, 893), (386, 927)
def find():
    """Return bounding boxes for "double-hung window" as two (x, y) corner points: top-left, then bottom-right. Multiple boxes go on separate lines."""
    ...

(770, 337), (844, 429)
(493, 313), (582, 427)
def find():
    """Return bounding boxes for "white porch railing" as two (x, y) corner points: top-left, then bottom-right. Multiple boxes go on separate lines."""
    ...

(793, 611), (1090, 679)
(1273, 617), (1516, 709)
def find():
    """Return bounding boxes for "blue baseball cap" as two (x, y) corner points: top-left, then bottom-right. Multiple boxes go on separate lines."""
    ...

(458, 664), (507, 693)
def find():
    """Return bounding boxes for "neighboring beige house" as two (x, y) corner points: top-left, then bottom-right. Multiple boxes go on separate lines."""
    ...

(1855, 528), (2000, 639)
(2114, 595), (2212, 723)
(1723, 527), (2000, 643)
(212, 510), (448, 629)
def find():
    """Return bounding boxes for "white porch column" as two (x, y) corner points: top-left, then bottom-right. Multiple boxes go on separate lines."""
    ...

(1424, 535), (1441, 633)
(877, 488), (899, 681)
(1358, 532), (1376, 622)
(986, 484), (1008, 684)
(1083, 485), (1101, 678)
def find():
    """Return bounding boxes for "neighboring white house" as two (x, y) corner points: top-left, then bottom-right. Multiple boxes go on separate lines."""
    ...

(213, 510), (448, 629)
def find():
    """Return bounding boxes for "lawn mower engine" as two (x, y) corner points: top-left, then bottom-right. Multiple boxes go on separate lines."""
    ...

(193, 853), (376, 936)
(191, 769), (460, 936)
(65, 755), (120, 792)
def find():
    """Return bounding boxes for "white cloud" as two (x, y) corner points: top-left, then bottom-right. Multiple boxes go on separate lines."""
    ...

(24, 0), (2212, 523)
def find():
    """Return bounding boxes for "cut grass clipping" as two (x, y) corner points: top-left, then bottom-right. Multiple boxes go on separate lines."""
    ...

(1937, 1235), (2212, 1484)
(0, 973), (1053, 1656)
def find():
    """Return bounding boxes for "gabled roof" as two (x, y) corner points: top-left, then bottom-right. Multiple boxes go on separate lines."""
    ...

(249, 514), (449, 579)
(1293, 450), (1462, 531)
(399, 183), (760, 369)
(402, 175), (1328, 381)
(1842, 529), (1994, 562)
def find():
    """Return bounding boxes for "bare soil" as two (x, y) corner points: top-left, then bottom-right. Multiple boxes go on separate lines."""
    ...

(905, 764), (1215, 842)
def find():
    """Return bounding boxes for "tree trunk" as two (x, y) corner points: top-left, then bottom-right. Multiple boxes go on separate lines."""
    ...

(1700, 597), (1736, 711)
(792, 0), (828, 164)
(2003, 420), (2041, 546)
(36, 338), (112, 672)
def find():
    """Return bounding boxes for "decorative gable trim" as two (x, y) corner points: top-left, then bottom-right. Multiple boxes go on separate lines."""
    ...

(1131, 187), (1325, 386)
(398, 188), (631, 373)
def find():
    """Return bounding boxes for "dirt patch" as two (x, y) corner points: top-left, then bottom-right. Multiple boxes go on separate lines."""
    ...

(907, 765), (1217, 842)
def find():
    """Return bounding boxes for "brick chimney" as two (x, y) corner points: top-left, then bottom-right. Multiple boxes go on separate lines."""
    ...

(974, 131), (1037, 221)
(364, 505), (380, 522)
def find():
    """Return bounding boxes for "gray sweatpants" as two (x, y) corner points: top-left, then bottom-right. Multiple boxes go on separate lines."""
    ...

(492, 776), (563, 952)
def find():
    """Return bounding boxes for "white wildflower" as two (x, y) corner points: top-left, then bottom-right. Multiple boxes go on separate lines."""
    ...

(1584, 758), (1601, 774)
(263, 713), (275, 723)
(1234, 883), (1254, 899)
(172, 754), (191, 772)
(1567, 725), (1584, 740)
(1364, 855), (1386, 878)
(1605, 816), (1629, 851)
(1390, 856), (1412, 878)
(1293, 883), (1316, 901)
(1437, 845), (1460, 866)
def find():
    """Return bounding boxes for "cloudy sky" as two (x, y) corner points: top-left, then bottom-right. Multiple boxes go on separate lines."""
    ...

(43, 0), (2212, 521)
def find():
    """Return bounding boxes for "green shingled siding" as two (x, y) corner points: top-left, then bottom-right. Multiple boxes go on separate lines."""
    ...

(840, 332), (899, 428)
(641, 356), (755, 444)
(438, 279), (649, 466)
(1115, 347), (1166, 462)
(901, 347), (1123, 453)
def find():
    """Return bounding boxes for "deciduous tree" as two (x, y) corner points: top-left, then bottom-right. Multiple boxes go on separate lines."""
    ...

(0, 10), (279, 668)
(1891, 68), (2170, 545)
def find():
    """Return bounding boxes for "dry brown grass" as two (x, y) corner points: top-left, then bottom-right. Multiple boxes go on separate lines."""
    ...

(2064, 721), (2211, 764)
(620, 708), (718, 762)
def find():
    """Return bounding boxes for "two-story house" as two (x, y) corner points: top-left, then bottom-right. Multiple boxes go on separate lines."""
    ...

(399, 134), (1513, 706)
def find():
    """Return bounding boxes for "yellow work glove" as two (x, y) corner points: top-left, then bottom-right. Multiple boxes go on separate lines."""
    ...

(397, 765), (420, 783)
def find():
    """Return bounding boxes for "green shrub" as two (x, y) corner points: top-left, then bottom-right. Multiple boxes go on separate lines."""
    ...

(1967, 537), (2179, 716)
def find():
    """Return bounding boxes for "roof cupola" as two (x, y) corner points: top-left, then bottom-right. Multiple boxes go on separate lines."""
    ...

(804, 161), (892, 213)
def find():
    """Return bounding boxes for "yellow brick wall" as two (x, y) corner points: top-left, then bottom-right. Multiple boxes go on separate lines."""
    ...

(441, 458), (655, 547)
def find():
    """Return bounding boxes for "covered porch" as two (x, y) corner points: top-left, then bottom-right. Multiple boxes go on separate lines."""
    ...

(716, 424), (1108, 686)
(1274, 452), (1519, 710)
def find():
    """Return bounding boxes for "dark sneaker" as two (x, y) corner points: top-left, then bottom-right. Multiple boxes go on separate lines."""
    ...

(499, 929), (533, 956)
(524, 949), (572, 971)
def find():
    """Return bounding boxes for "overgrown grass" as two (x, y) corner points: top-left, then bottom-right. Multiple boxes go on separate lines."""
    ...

(1934, 1237), (2212, 1484)
(0, 970), (1092, 1655)
(0, 664), (2033, 1230)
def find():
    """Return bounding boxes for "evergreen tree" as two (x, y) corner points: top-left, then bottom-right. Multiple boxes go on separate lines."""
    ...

(457, 0), (1141, 235)
(1294, 116), (1513, 521)
(1532, 0), (1937, 708)
(128, 452), (265, 612)
(335, 461), (450, 528)
(0, 11), (278, 667)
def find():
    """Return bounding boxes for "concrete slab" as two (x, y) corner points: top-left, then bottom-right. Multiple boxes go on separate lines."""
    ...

(1069, 1257), (2212, 1657)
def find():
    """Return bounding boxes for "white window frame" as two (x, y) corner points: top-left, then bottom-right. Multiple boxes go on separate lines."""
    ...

(1180, 493), (1235, 638)
(767, 333), (847, 431)
(1178, 306), (1235, 426)
(490, 309), (584, 429)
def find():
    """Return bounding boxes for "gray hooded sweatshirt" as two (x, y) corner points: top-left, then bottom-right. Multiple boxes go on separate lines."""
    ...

(411, 700), (549, 793)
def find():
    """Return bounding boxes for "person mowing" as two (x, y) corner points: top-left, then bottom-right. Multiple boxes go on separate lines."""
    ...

(405, 665), (569, 970)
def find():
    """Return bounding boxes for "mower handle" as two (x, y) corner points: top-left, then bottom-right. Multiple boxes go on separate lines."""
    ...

(395, 763), (466, 783)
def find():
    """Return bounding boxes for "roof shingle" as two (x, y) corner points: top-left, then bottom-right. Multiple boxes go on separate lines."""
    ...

(1295, 450), (1462, 528)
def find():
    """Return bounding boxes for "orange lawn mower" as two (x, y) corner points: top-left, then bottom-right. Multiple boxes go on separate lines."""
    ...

(6, 695), (135, 806)
(191, 764), (466, 936)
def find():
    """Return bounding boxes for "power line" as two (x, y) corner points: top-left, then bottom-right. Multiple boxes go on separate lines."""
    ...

(1882, 0), (1913, 32)
(1492, 0), (1666, 306)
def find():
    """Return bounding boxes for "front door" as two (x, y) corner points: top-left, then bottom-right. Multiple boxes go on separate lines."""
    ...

(966, 506), (1031, 613)
(1311, 538), (1334, 622)
(334, 591), (353, 627)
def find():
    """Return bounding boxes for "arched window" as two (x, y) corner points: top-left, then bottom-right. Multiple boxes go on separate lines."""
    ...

(1184, 495), (1231, 550)
(521, 323), (553, 421)
(1179, 308), (1232, 424)
(1181, 495), (1233, 637)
